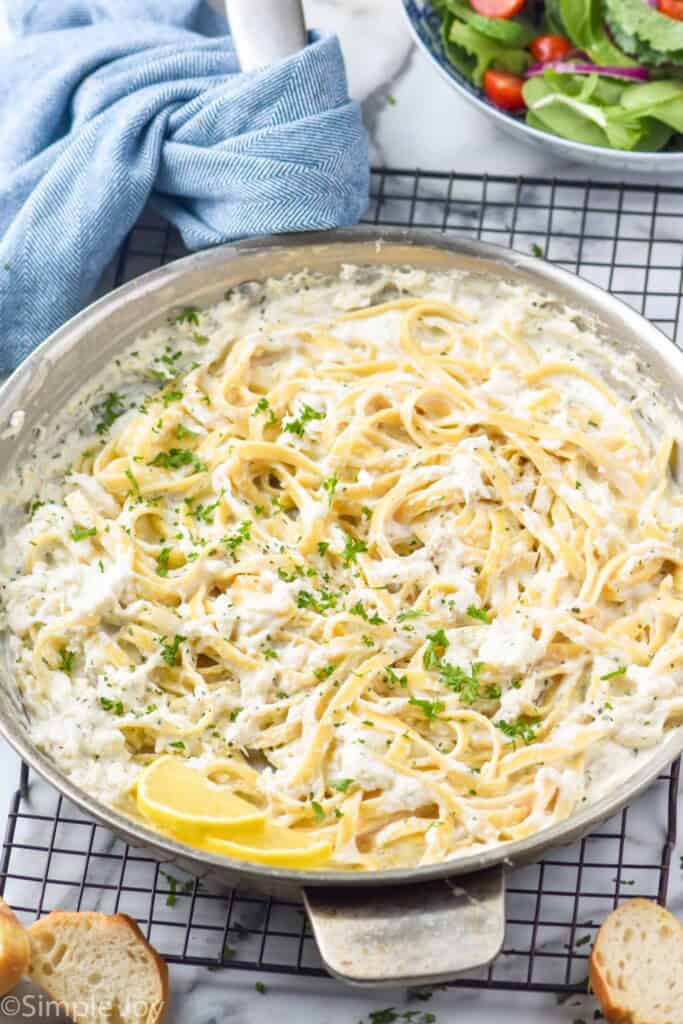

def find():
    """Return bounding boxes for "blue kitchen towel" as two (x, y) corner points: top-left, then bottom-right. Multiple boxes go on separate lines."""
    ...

(0, 1), (369, 374)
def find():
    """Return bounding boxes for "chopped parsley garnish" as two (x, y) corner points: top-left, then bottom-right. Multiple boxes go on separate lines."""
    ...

(397, 609), (423, 623)
(423, 630), (483, 704)
(57, 648), (76, 674)
(229, 707), (242, 722)
(176, 423), (199, 440)
(156, 547), (172, 577)
(277, 566), (303, 583)
(311, 800), (325, 823)
(341, 532), (368, 567)
(100, 696), (124, 716)
(498, 717), (541, 746)
(466, 605), (490, 624)
(252, 397), (278, 425)
(486, 684), (502, 700)
(361, 505), (372, 520)
(440, 662), (483, 705)
(174, 306), (199, 325)
(600, 665), (627, 681)
(349, 601), (384, 625)
(160, 634), (185, 666)
(263, 647), (278, 661)
(70, 525), (97, 541)
(94, 392), (126, 435)
(169, 740), (186, 750)
(330, 778), (354, 793)
(160, 390), (183, 407)
(283, 403), (324, 437)
(29, 499), (44, 518)
(408, 696), (445, 721)
(125, 467), (141, 501)
(322, 474), (338, 505)
(192, 500), (219, 524)
(149, 447), (195, 469)
(224, 520), (251, 557)
(297, 588), (338, 614)
(423, 629), (449, 670)
(314, 664), (335, 681)
(317, 541), (330, 557)
(384, 666), (407, 688)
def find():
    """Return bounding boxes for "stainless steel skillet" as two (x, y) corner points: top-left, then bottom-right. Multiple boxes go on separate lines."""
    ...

(0, 227), (681, 987)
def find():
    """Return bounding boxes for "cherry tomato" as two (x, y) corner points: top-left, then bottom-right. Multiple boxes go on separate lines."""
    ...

(659, 0), (683, 19)
(483, 69), (526, 111)
(530, 34), (573, 63)
(470, 0), (525, 17)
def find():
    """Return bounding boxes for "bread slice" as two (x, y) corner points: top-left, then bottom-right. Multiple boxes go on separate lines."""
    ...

(590, 898), (683, 1024)
(0, 898), (30, 995)
(28, 911), (168, 1024)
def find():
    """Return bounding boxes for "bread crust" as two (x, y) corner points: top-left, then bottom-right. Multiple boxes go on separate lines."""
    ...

(589, 898), (683, 1024)
(0, 898), (30, 996)
(28, 911), (168, 1024)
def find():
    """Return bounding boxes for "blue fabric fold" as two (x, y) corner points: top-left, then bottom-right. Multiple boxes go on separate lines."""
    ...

(0, 1), (369, 373)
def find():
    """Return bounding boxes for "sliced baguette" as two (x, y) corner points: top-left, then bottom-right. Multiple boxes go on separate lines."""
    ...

(0, 898), (30, 995)
(28, 911), (168, 1024)
(590, 898), (683, 1024)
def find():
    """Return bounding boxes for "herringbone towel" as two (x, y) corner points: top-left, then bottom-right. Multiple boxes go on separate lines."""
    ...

(0, 0), (369, 372)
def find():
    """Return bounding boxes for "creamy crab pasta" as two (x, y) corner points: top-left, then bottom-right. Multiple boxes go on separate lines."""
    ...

(3, 264), (683, 870)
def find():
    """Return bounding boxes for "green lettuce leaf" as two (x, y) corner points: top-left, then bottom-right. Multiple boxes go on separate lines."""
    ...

(604, 0), (683, 66)
(447, 20), (531, 86)
(559, 0), (635, 67)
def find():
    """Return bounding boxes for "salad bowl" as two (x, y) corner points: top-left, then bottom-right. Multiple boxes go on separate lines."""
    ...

(401, 0), (683, 173)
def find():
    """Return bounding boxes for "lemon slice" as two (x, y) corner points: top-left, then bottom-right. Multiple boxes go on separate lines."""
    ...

(137, 755), (265, 841)
(203, 824), (333, 868)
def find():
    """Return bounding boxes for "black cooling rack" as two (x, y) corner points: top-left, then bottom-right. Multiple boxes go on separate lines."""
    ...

(2, 170), (683, 997)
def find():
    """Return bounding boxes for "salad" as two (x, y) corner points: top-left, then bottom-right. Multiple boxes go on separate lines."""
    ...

(431, 0), (683, 151)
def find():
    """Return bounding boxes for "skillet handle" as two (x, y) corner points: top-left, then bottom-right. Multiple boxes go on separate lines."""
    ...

(303, 865), (505, 988)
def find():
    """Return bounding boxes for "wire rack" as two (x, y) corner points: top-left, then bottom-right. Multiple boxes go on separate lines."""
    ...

(2, 170), (683, 997)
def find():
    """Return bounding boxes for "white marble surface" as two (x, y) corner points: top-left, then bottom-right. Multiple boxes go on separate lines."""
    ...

(0, 2), (681, 1023)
